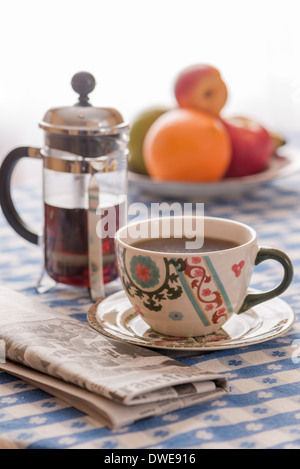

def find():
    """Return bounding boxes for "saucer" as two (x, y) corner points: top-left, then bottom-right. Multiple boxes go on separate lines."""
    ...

(87, 290), (295, 351)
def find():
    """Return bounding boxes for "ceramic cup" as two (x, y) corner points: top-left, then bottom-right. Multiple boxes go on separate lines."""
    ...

(115, 216), (293, 337)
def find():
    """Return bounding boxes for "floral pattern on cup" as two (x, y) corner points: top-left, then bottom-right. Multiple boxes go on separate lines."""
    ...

(232, 261), (245, 278)
(119, 247), (185, 312)
(169, 312), (184, 321)
(129, 255), (160, 288)
(118, 246), (235, 332)
(182, 257), (231, 325)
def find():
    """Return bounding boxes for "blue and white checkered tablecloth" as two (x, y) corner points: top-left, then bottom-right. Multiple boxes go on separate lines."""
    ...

(0, 173), (300, 450)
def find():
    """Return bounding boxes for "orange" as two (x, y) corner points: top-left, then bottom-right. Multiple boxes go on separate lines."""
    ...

(143, 108), (232, 182)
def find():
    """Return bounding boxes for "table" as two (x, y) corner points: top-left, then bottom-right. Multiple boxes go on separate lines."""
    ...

(0, 173), (300, 450)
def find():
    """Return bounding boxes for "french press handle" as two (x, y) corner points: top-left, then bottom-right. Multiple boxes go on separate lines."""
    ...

(0, 146), (42, 245)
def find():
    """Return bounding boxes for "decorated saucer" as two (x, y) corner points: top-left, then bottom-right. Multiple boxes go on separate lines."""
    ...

(87, 290), (295, 351)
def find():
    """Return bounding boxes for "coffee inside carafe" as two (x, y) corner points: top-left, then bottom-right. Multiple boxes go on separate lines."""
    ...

(44, 191), (124, 286)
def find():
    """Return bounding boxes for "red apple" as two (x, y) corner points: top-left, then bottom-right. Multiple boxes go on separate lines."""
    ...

(222, 116), (274, 178)
(174, 64), (228, 115)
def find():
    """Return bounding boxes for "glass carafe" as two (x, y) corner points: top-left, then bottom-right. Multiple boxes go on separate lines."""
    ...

(0, 72), (128, 300)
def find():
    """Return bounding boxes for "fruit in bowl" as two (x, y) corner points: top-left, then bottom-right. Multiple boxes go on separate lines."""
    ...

(128, 107), (169, 175)
(174, 64), (228, 115)
(143, 108), (231, 182)
(221, 116), (274, 178)
(129, 63), (285, 184)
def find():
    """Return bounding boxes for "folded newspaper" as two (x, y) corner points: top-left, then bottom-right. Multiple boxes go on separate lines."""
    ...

(0, 287), (228, 429)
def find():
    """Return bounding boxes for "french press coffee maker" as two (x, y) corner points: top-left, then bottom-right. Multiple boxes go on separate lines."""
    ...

(0, 72), (129, 300)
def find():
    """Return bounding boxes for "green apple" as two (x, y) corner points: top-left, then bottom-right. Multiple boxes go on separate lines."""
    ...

(128, 107), (170, 174)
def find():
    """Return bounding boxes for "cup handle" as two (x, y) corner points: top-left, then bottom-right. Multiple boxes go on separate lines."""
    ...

(0, 146), (42, 245)
(238, 247), (293, 314)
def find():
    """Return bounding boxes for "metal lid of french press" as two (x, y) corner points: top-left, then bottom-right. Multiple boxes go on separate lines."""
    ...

(39, 71), (128, 136)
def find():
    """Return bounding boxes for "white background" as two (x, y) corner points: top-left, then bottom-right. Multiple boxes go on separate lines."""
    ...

(1, 0), (300, 181)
